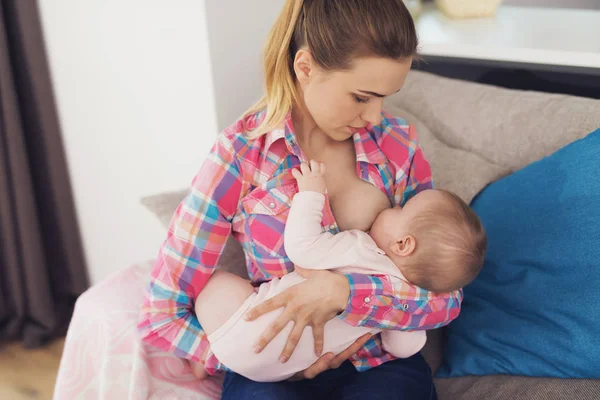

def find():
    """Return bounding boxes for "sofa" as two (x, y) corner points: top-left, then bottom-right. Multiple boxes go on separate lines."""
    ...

(54, 71), (600, 399)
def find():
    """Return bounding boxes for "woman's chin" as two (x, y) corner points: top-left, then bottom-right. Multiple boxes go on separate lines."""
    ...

(324, 127), (355, 141)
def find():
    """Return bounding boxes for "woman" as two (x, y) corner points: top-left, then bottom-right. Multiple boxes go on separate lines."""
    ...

(139, 0), (462, 398)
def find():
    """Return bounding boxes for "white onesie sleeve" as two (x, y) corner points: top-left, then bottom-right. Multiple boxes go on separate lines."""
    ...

(284, 191), (371, 270)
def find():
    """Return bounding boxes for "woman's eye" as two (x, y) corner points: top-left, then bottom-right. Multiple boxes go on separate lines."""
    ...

(353, 94), (370, 104)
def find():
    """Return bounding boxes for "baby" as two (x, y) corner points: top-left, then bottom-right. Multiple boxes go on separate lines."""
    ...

(194, 161), (487, 382)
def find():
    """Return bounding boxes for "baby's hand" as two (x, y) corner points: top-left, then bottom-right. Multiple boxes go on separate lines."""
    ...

(292, 160), (327, 194)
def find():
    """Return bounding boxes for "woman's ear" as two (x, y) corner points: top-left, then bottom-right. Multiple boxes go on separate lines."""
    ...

(389, 235), (416, 258)
(294, 49), (314, 84)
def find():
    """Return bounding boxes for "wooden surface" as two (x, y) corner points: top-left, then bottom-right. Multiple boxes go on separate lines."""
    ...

(0, 339), (65, 400)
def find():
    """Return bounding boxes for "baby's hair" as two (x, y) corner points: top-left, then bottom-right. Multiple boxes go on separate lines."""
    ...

(404, 190), (487, 293)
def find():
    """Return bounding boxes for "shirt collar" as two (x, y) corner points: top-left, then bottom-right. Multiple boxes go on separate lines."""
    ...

(263, 111), (297, 155)
(263, 111), (388, 166)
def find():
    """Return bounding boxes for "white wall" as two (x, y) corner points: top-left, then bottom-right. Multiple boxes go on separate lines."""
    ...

(205, 0), (284, 130)
(39, 1), (219, 284)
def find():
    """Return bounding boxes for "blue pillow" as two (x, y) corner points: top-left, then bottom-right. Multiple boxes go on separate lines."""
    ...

(437, 128), (600, 379)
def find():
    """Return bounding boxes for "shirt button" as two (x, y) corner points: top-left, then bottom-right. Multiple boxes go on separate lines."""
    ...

(269, 202), (276, 209)
(329, 224), (336, 230)
(403, 304), (409, 310)
(364, 297), (371, 304)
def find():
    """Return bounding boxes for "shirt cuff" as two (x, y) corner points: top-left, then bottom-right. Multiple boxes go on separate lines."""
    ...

(338, 273), (390, 326)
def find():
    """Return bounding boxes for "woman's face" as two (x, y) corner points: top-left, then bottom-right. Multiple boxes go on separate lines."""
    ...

(294, 51), (412, 141)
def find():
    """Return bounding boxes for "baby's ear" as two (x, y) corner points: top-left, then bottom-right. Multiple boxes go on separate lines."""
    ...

(389, 235), (416, 257)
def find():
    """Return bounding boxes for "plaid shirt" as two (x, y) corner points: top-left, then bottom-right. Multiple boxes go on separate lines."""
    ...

(138, 110), (462, 374)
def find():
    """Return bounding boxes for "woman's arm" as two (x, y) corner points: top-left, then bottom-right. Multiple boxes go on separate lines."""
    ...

(338, 273), (462, 331)
(137, 134), (243, 372)
(338, 122), (462, 331)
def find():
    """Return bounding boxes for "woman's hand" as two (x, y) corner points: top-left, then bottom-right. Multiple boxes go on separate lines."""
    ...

(288, 333), (372, 381)
(244, 267), (350, 363)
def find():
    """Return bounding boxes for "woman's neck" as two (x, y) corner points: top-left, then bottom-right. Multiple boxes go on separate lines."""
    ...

(291, 96), (332, 153)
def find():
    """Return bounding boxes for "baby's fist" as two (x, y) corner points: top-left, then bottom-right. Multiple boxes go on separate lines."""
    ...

(292, 160), (327, 194)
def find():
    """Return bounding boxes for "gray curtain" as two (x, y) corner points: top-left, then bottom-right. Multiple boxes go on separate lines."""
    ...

(0, 0), (88, 347)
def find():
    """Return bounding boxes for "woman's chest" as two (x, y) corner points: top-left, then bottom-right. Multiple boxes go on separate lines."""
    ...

(323, 152), (391, 232)
(234, 143), (396, 279)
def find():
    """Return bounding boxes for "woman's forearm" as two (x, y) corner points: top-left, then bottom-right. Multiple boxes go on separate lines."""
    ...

(337, 273), (463, 331)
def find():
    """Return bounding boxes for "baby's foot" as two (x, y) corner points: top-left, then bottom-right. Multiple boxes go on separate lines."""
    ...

(189, 359), (208, 380)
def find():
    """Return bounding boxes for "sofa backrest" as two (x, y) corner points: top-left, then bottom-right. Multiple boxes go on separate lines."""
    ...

(385, 71), (600, 204)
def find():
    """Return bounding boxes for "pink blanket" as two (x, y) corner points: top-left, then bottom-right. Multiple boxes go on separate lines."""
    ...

(53, 261), (224, 399)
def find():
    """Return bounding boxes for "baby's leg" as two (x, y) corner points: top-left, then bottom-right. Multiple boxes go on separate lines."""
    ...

(194, 270), (255, 336)
(380, 329), (427, 359)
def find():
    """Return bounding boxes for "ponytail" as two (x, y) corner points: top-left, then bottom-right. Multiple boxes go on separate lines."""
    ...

(244, 0), (304, 137)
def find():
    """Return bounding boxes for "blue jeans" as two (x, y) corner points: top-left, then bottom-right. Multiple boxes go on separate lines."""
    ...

(221, 353), (437, 400)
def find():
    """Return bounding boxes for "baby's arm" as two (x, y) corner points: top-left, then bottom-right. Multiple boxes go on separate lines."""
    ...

(380, 329), (427, 359)
(285, 161), (365, 270)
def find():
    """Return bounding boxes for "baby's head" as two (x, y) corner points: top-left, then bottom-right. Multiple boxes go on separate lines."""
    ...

(370, 189), (487, 293)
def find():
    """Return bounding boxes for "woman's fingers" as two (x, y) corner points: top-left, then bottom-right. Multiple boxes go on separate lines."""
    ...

(312, 324), (325, 357)
(253, 312), (292, 354)
(245, 293), (286, 321)
(330, 333), (372, 369)
(279, 318), (306, 363)
(303, 353), (335, 379)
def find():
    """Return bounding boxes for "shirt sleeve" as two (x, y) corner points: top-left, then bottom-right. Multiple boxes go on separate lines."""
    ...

(338, 123), (463, 331)
(137, 134), (243, 366)
(284, 191), (369, 270)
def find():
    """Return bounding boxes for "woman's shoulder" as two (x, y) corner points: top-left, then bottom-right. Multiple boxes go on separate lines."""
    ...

(213, 110), (277, 181)
(214, 110), (275, 161)
(219, 110), (265, 143)
(370, 111), (420, 163)
(375, 111), (418, 143)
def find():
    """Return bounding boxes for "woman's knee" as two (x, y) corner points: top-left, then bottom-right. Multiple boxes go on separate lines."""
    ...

(194, 270), (254, 335)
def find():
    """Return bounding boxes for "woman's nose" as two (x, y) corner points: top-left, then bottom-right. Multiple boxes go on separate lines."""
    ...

(362, 99), (384, 127)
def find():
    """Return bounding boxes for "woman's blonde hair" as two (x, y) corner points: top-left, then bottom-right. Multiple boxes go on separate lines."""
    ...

(245, 0), (418, 137)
